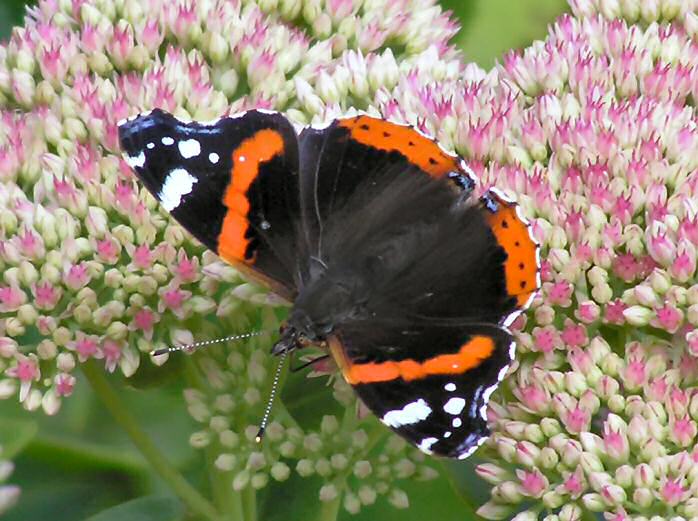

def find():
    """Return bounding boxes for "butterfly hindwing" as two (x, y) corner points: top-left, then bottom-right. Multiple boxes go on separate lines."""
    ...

(118, 109), (301, 298)
(329, 325), (513, 458)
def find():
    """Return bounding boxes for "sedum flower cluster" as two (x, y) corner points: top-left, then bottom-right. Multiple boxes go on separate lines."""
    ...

(2, 0), (697, 518)
(0, 0), (459, 515)
(293, 2), (698, 516)
(466, 3), (698, 521)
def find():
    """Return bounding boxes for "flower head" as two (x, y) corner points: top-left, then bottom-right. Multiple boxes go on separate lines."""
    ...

(0, 0), (458, 512)
(455, 5), (698, 520)
(4, 0), (697, 517)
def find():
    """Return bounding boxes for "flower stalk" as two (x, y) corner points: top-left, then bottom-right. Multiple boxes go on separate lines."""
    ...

(81, 359), (221, 521)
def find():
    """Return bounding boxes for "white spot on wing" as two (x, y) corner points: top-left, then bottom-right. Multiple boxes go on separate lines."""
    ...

(444, 383), (456, 392)
(126, 151), (145, 168)
(239, 155), (246, 162)
(452, 418), (462, 428)
(146, 142), (155, 149)
(443, 397), (466, 415)
(381, 399), (431, 428)
(417, 437), (438, 454)
(444, 431), (452, 438)
(162, 137), (175, 145)
(157, 168), (198, 211)
(178, 139), (201, 159)
(209, 152), (220, 164)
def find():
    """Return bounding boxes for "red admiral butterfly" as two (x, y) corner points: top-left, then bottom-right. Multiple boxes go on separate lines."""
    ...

(118, 109), (540, 459)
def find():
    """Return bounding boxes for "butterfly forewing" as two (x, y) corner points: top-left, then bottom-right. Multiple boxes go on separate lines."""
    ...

(119, 109), (302, 299)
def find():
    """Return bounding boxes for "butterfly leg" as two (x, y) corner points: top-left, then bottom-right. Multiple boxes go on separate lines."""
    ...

(290, 354), (330, 372)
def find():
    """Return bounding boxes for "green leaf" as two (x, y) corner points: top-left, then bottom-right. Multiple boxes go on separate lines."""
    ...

(84, 495), (185, 521)
(0, 0), (29, 40)
(0, 417), (38, 460)
(126, 354), (187, 390)
(448, 0), (569, 67)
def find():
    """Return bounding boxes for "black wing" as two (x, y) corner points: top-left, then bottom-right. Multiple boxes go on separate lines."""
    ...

(293, 116), (538, 458)
(330, 324), (513, 458)
(119, 109), (302, 299)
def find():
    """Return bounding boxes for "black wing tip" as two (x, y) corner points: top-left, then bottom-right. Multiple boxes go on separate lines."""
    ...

(118, 109), (179, 156)
(117, 108), (166, 131)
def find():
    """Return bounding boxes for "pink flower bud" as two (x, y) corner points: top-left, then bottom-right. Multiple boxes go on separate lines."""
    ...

(516, 468), (548, 498)
(64, 262), (91, 290)
(670, 240), (697, 282)
(561, 319), (589, 348)
(54, 373), (76, 397)
(102, 339), (122, 373)
(0, 286), (27, 313)
(660, 477), (688, 506)
(651, 303), (683, 333)
(31, 281), (62, 310)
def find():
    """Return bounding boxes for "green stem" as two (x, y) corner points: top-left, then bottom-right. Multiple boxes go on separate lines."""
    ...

(81, 360), (221, 521)
(272, 400), (302, 432)
(27, 433), (147, 474)
(206, 448), (244, 521)
(183, 355), (206, 389)
(362, 422), (389, 454)
(242, 486), (257, 521)
(318, 488), (342, 521)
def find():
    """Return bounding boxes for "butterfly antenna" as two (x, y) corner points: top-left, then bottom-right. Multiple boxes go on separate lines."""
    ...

(151, 331), (265, 356)
(255, 350), (288, 443)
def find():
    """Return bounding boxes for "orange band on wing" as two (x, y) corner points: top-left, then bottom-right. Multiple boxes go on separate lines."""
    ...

(485, 200), (539, 307)
(336, 336), (495, 385)
(338, 116), (459, 177)
(218, 129), (285, 262)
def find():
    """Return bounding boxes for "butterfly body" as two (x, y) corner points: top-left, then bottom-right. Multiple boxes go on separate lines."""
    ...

(119, 109), (540, 459)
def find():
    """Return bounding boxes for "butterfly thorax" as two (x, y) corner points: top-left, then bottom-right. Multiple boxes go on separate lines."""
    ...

(272, 267), (371, 355)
